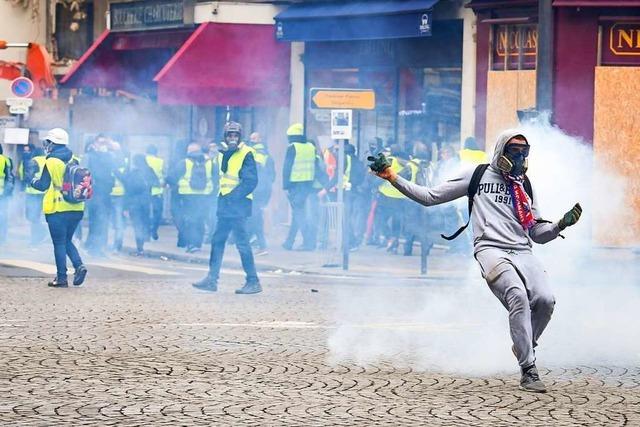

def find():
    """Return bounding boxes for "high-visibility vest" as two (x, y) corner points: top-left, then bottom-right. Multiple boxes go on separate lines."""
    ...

(110, 167), (126, 196)
(178, 158), (213, 195)
(42, 157), (84, 214)
(459, 148), (487, 165)
(330, 154), (352, 192)
(146, 155), (164, 196)
(0, 155), (11, 195)
(219, 145), (253, 200)
(25, 156), (46, 195)
(290, 142), (315, 182)
(249, 143), (269, 166)
(378, 156), (405, 199)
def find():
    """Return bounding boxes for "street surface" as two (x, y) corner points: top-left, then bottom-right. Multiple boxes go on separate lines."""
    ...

(0, 238), (639, 426)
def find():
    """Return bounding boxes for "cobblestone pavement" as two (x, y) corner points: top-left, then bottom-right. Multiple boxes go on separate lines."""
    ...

(0, 259), (639, 426)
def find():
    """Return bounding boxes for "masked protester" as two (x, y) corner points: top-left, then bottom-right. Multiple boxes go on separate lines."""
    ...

(31, 128), (88, 288)
(193, 122), (261, 294)
(370, 129), (582, 393)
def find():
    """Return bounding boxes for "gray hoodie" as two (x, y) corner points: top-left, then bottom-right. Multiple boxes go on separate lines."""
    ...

(392, 129), (560, 254)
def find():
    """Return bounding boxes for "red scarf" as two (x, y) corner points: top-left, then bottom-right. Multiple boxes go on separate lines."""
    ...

(506, 176), (536, 230)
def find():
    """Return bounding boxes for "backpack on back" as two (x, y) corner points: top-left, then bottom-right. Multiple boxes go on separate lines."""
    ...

(62, 160), (93, 203)
(441, 164), (532, 240)
(189, 160), (207, 191)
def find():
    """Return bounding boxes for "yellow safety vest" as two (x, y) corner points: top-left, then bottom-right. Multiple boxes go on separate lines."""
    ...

(378, 156), (405, 199)
(110, 167), (126, 196)
(219, 145), (253, 200)
(25, 156), (46, 195)
(178, 158), (213, 195)
(459, 148), (488, 165)
(290, 142), (315, 182)
(248, 143), (268, 166)
(42, 157), (84, 214)
(0, 155), (7, 194)
(331, 155), (352, 191)
(146, 155), (164, 196)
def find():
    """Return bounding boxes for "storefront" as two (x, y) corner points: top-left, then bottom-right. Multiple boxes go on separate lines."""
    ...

(275, 0), (465, 155)
(469, 0), (640, 246)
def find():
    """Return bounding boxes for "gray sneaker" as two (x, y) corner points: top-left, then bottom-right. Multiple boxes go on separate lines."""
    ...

(235, 282), (262, 295)
(519, 365), (547, 393)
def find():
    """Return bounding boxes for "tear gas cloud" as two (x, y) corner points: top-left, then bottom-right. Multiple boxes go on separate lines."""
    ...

(327, 118), (640, 376)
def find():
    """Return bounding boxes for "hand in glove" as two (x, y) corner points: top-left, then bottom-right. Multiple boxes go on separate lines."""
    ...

(367, 153), (396, 181)
(558, 203), (582, 230)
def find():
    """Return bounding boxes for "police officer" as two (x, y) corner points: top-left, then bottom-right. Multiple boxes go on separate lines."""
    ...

(145, 144), (165, 240)
(31, 128), (87, 288)
(193, 122), (260, 294)
(22, 146), (47, 244)
(0, 144), (15, 245)
(246, 132), (274, 254)
(282, 123), (316, 251)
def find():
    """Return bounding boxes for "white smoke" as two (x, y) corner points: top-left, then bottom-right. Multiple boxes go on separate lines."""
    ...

(327, 118), (640, 375)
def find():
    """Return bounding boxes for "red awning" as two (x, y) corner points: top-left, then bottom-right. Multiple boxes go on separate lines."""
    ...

(60, 28), (194, 92)
(153, 22), (291, 107)
(553, 0), (640, 5)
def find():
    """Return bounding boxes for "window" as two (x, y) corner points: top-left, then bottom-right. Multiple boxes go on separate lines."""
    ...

(54, 1), (94, 61)
(492, 24), (537, 71)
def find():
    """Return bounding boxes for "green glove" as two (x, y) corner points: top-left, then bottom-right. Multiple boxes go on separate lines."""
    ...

(558, 203), (582, 230)
(367, 153), (392, 173)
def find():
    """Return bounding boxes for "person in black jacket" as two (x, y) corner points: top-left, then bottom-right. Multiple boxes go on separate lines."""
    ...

(193, 122), (260, 294)
(120, 154), (155, 255)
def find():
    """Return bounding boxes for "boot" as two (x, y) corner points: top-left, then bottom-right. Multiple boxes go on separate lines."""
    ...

(192, 275), (218, 292)
(73, 265), (88, 287)
(235, 281), (262, 295)
(48, 277), (68, 288)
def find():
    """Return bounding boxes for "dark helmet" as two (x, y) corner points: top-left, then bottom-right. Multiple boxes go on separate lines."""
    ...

(224, 121), (242, 137)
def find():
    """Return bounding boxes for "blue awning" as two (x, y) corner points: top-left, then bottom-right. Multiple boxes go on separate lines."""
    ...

(275, 0), (440, 42)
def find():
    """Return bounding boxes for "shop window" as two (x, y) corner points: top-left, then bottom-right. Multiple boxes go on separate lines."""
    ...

(398, 67), (462, 150)
(54, 1), (94, 61)
(491, 24), (537, 71)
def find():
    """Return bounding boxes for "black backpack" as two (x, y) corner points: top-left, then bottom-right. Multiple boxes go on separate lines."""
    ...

(189, 160), (208, 191)
(441, 164), (532, 241)
(62, 159), (93, 203)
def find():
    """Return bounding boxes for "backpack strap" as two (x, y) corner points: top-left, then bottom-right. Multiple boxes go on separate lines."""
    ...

(441, 163), (489, 241)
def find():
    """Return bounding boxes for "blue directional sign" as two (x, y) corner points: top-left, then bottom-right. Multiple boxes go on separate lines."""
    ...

(10, 77), (34, 98)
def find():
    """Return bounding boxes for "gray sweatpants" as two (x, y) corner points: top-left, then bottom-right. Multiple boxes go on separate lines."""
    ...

(475, 248), (555, 368)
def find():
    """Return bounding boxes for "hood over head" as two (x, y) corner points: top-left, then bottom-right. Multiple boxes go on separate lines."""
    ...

(490, 129), (529, 169)
(47, 144), (73, 162)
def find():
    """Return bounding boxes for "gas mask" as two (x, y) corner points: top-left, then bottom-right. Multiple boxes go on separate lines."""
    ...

(497, 143), (529, 176)
(221, 132), (240, 152)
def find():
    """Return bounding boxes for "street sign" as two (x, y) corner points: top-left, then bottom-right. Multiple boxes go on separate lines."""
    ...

(9, 105), (29, 115)
(6, 98), (33, 107)
(331, 110), (352, 140)
(10, 77), (34, 98)
(310, 88), (375, 110)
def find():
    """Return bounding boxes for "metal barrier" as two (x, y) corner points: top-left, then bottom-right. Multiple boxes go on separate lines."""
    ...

(319, 201), (342, 267)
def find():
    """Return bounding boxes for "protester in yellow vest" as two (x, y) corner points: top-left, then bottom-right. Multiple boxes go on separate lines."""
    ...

(22, 147), (48, 244)
(168, 142), (214, 253)
(0, 144), (15, 245)
(31, 128), (87, 288)
(109, 142), (127, 252)
(246, 132), (275, 255)
(145, 144), (165, 240)
(459, 136), (488, 166)
(375, 145), (406, 252)
(193, 121), (260, 294)
(281, 123), (316, 251)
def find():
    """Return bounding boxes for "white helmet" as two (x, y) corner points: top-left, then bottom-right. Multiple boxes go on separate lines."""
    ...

(45, 128), (69, 145)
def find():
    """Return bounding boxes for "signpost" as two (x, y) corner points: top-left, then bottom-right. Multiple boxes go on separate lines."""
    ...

(311, 88), (375, 270)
